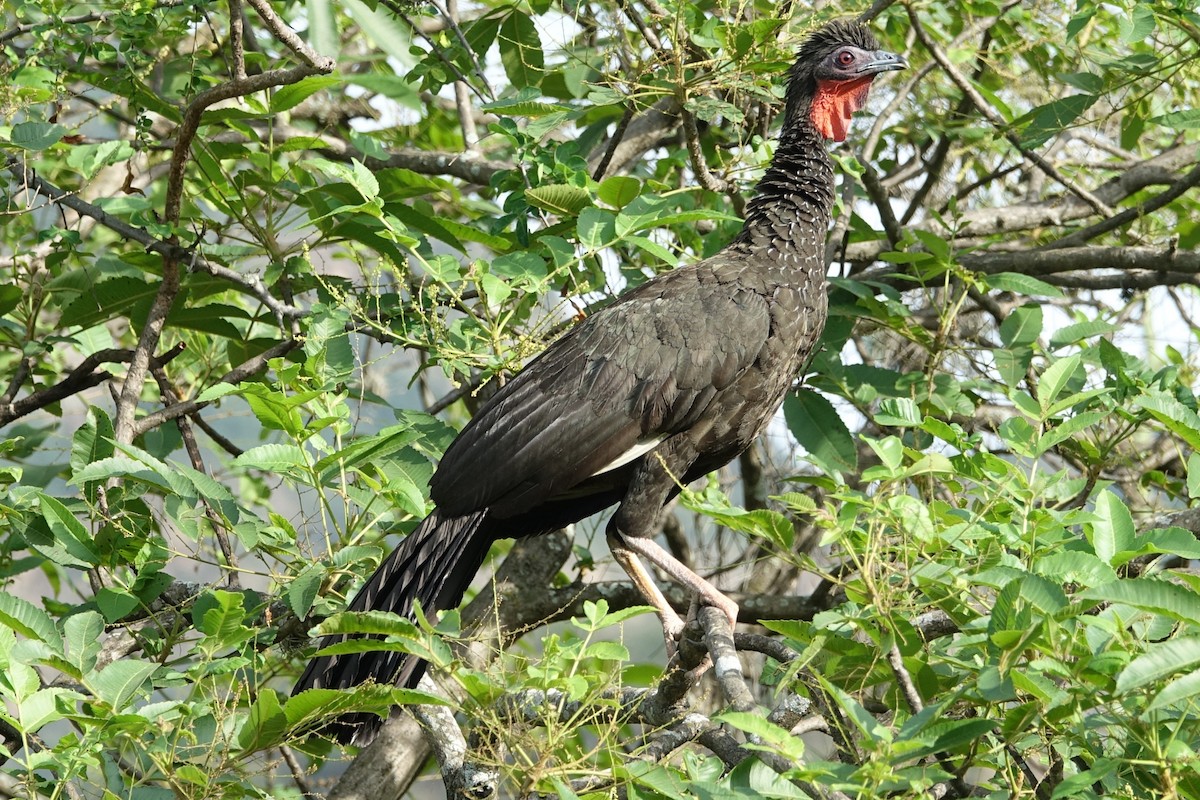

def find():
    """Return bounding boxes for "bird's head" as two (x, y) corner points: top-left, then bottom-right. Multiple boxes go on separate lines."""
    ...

(785, 19), (907, 143)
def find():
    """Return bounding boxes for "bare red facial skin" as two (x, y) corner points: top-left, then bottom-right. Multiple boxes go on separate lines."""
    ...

(811, 77), (875, 142)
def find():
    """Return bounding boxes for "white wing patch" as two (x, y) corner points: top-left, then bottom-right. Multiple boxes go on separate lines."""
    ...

(591, 436), (667, 477)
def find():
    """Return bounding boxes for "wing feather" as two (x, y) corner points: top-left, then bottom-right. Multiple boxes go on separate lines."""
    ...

(429, 259), (771, 517)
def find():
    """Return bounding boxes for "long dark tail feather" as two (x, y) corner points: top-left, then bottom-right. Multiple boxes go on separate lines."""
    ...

(292, 508), (492, 744)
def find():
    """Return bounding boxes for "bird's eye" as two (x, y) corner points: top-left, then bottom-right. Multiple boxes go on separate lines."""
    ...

(836, 50), (855, 66)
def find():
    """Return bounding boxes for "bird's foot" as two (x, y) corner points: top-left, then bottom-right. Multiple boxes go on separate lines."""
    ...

(658, 608), (687, 661)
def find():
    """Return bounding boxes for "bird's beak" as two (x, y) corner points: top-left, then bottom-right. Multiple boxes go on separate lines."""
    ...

(857, 50), (908, 76)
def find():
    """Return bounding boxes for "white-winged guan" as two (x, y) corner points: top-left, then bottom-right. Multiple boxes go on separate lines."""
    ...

(295, 18), (906, 744)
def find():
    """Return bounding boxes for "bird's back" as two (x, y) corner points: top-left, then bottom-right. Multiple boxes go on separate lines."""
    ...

(429, 240), (828, 520)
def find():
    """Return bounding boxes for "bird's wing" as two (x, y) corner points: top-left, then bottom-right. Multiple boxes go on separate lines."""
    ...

(429, 260), (772, 518)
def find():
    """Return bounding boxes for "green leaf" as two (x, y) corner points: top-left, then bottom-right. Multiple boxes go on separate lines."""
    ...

(343, 0), (414, 64)
(1152, 110), (1200, 130)
(1146, 667), (1200, 712)
(36, 493), (101, 567)
(90, 659), (158, 710)
(1038, 354), (1081, 414)
(96, 587), (140, 623)
(9, 121), (67, 150)
(1134, 526), (1200, 560)
(63, 612), (103, 675)
(718, 712), (806, 761)
(1018, 95), (1098, 148)
(597, 176), (640, 209)
(1090, 490), (1136, 565)
(577, 208), (616, 251)
(270, 76), (341, 113)
(783, 389), (857, 473)
(1137, 391), (1200, 450)
(305, 0), (339, 57)
(874, 397), (922, 427)
(1117, 635), (1200, 694)
(481, 95), (570, 116)
(1120, 3), (1156, 42)
(998, 303), (1043, 348)
(499, 10), (544, 88)
(525, 184), (592, 216)
(288, 565), (324, 619)
(193, 590), (252, 646)
(70, 408), (115, 474)
(583, 641), (629, 661)
(1048, 319), (1118, 349)
(994, 346), (1033, 389)
(985, 273), (1064, 298)
(233, 444), (309, 476)
(0, 593), (62, 650)
(1078, 579), (1200, 627)
(350, 159), (379, 201)
(238, 688), (289, 752)
(0, 283), (21, 316)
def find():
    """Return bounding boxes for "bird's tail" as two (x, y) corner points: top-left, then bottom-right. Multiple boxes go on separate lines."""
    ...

(292, 508), (492, 742)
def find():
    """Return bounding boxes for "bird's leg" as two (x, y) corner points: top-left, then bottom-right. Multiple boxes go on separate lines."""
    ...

(606, 528), (686, 653)
(607, 445), (741, 652)
(613, 533), (740, 631)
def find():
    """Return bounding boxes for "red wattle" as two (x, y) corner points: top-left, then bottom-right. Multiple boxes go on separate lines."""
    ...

(811, 77), (875, 142)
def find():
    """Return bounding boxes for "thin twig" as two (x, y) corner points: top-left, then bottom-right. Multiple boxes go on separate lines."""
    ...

(906, 5), (1113, 218)
(1042, 162), (1200, 250)
(132, 338), (300, 436)
(151, 364), (241, 588)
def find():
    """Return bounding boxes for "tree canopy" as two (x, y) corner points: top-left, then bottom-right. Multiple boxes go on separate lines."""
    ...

(3, 0), (1200, 798)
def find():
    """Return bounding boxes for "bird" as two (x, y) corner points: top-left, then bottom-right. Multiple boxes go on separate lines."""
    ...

(294, 18), (906, 744)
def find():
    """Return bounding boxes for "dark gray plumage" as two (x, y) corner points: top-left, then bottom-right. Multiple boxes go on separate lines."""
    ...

(294, 18), (905, 745)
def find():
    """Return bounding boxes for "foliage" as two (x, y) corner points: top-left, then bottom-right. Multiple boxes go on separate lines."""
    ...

(2, 0), (1200, 798)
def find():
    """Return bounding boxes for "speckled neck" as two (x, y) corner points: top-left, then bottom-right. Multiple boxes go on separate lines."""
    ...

(732, 121), (835, 272)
